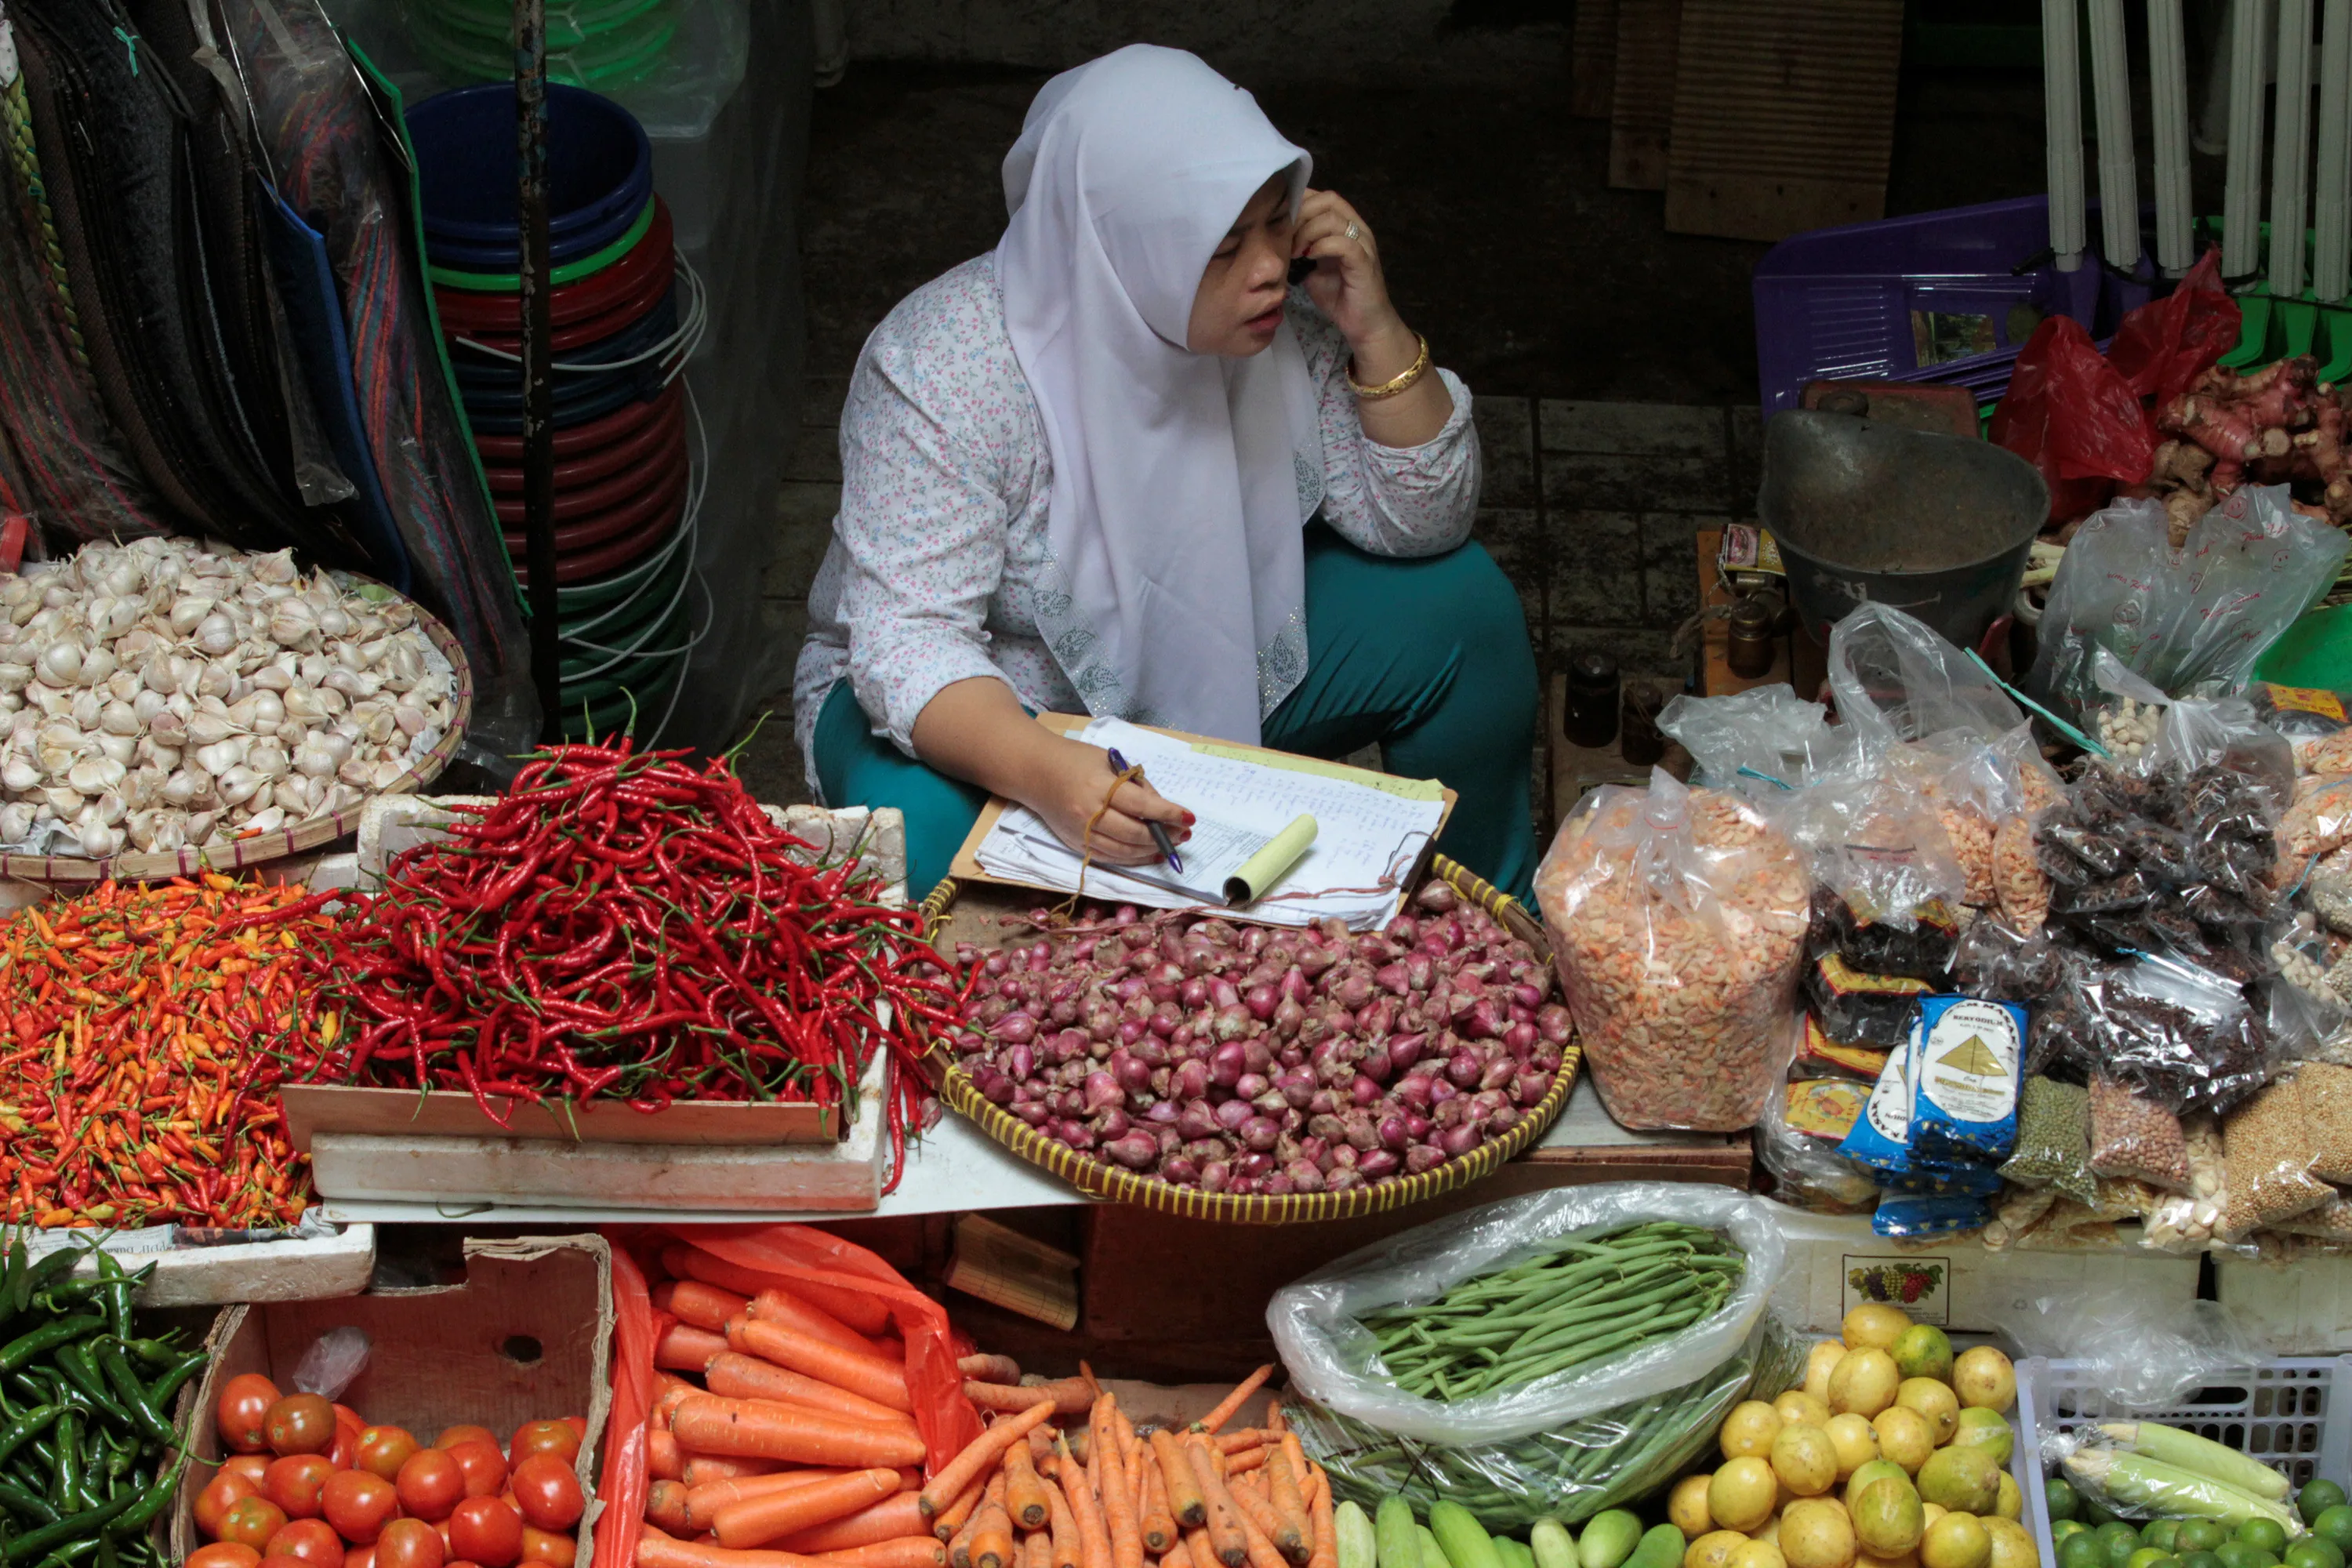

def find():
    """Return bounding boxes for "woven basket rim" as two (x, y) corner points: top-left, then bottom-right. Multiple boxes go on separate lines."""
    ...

(0, 593), (474, 884)
(924, 854), (1581, 1224)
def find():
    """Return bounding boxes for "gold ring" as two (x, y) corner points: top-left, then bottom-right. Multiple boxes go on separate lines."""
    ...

(1345, 221), (1362, 242)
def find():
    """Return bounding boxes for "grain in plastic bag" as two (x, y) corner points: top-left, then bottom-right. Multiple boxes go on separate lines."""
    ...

(1269, 1185), (1793, 1529)
(1535, 770), (1809, 1131)
(2219, 1074), (2334, 1240)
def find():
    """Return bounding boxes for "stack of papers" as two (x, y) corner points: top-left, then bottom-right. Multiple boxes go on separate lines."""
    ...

(971, 718), (1447, 929)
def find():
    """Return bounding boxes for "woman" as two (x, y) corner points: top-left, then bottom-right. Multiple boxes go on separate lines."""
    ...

(793, 45), (1537, 899)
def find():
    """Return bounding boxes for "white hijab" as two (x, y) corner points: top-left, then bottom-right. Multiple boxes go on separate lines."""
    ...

(998, 45), (1324, 746)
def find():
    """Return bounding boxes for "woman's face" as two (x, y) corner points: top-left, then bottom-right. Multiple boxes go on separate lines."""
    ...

(1185, 173), (1294, 357)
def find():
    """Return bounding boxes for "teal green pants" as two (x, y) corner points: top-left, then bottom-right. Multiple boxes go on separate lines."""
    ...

(814, 529), (1539, 902)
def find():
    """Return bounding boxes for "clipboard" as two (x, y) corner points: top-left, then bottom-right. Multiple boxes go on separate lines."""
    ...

(947, 713), (1457, 920)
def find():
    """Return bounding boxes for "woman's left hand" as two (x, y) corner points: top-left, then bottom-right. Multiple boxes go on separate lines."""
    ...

(1294, 189), (1412, 359)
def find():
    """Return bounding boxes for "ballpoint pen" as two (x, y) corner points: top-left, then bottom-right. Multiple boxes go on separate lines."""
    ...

(1105, 746), (1184, 874)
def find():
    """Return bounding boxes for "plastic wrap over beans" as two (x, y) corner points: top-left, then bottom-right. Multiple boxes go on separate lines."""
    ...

(1826, 603), (2026, 752)
(2025, 487), (2350, 720)
(1269, 1185), (1795, 1528)
(1535, 770), (1809, 1131)
(1658, 686), (1857, 800)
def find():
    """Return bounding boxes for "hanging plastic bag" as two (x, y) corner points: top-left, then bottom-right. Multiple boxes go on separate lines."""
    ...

(1270, 1185), (1794, 1527)
(1990, 314), (2157, 525)
(593, 1245), (659, 1568)
(2107, 249), (2243, 407)
(289, 1327), (372, 1402)
(1826, 603), (2026, 753)
(2027, 486), (2352, 713)
(1997, 1287), (2260, 1407)
(1534, 771), (1811, 1131)
(1657, 686), (1856, 800)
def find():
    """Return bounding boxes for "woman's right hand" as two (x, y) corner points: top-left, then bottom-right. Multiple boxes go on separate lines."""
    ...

(1025, 735), (1193, 866)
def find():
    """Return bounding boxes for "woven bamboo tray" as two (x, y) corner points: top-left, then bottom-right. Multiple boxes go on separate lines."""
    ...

(921, 854), (1581, 1224)
(0, 597), (474, 884)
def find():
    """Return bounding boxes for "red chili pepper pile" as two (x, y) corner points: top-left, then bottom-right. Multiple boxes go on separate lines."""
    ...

(0, 877), (329, 1228)
(298, 739), (955, 1185)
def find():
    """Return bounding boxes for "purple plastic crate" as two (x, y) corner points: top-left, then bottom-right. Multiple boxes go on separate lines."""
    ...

(1754, 194), (2140, 414)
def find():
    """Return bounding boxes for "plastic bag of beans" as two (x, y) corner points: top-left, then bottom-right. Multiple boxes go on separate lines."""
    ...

(1998, 1076), (2099, 1204)
(1535, 771), (1810, 1131)
(2218, 1074), (2333, 1240)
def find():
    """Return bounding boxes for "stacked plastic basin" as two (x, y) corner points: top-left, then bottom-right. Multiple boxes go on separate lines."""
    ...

(401, 0), (680, 93)
(410, 82), (694, 739)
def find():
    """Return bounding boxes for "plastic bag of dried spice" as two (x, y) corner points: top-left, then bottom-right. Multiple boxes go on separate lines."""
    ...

(1534, 769), (1810, 1131)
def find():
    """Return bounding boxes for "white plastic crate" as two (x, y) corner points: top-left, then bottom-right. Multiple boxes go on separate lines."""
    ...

(2016, 1356), (2352, 1568)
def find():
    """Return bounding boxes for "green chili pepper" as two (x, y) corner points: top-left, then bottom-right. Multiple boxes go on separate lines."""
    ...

(0, 1407), (60, 1475)
(0, 1320), (102, 1377)
(89, 1349), (165, 1449)
(89, 1255), (129, 1348)
(2, 1482), (140, 1562)
(46, 1409), (76, 1514)
(0, 1231), (23, 1325)
(10, 1256), (78, 1326)
(49, 1346), (127, 1432)
(139, 1352), (203, 1417)
(0, 1476), (58, 1525)
(102, 1453), (181, 1539)
(110, 1340), (180, 1375)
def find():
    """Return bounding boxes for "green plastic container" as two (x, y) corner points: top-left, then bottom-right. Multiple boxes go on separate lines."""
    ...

(2252, 603), (2352, 689)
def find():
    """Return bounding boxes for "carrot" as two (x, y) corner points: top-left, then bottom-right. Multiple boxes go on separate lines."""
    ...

(776, 1275), (894, 1338)
(735, 1317), (913, 1415)
(662, 1245), (893, 1351)
(933, 1479), (986, 1544)
(1163, 1541), (1193, 1568)
(964, 1380), (1095, 1418)
(661, 1279), (755, 1332)
(782, 1494), (935, 1554)
(949, 1504), (987, 1568)
(651, 1481), (695, 1534)
(716, 1468), (905, 1552)
(959, 1354), (1022, 1385)
(1182, 1438), (1244, 1568)
(672, 1394), (929, 1469)
(1264, 1450), (1307, 1567)
(1140, 1451), (1176, 1555)
(971, 1502), (1018, 1568)
(637, 1523), (835, 1568)
(1026, 1529), (1054, 1568)
(1225, 1450), (1266, 1478)
(1229, 1494), (1290, 1568)
(660, 1323), (734, 1374)
(1092, 1399), (1143, 1568)
(820, 1541), (949, 1568)
(1028, 1427), (1058, 1480)
(1195, 1369), (1273, 1436)
(713, 1348), (924, 1435)
(1213, 1434), (1264, 1457)
(920, 1398), (1059, 1519)
(688, 1471), (855, 1532)
(1184, 1526), (1221, 1568)
(1003, 1435), (1052, 1531)
(1302, 1471), (1334, 1568)
(652, 1429), (688, 1481)
(687, 1457), (789, 1487)
(1151, 1433), (1204, 1530)
(1046, 1474), (1080, 1568)
(1056, 1435), (1113, 1568)
(657, 1374), (703, 1428)
(1222, 1472), (1290, 1563)
(749, 1286), (896, 1362)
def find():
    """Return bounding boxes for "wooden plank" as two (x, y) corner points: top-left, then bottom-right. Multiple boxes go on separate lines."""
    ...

(1572, 0), (1621, 118)
(1663, 0), (1904, 241)
(281, 1083), (834, 1149)
(1609, 0), (1682, 189)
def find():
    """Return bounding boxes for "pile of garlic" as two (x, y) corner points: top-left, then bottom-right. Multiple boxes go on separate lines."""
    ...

(0, 536), (457, 860)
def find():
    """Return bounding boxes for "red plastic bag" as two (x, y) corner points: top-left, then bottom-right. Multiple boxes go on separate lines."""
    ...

(2107, 249), (2241, 405)
(596, 1224), (985, 1568)
(1990, 315), (2155, 522)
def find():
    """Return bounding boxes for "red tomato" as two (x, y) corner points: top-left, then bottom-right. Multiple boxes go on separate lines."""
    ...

(322, 1469), (401, 1546)
(263, 1454), (337, 1520)
(218, 1374), (285, 1455)
(506, 1457), (584, 1534)
(198, 1472), (263, 1538)
(336, 1403), (367, 1432)
(560, 1417), (585, 1439)
(507, 1423), (579, 1468)
(348, 1551), (377, 1568)
(375, 1519), (447, 1568)
(262, 1558), (312, 1568)
(358, 1425), (421, 1483)
(435, 1425), (499, 1453)
(328, 1417), (361, 1472)
(266, 1519), (347, 1568)
(189, 1548), (265, 1568)
(445, 1441), (508, 1500)
(517, 1529), (574, 1568)
(220, 1495), (293, 1553)
(448, 1497), (524, 1568)
(396, 1448), (466, 1523)
(225, 1454), (274, 1486)
(266, 1393), (338, 1457)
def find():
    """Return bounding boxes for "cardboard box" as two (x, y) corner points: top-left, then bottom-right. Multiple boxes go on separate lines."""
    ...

(2215, 1253), (2352, 1353)
(31, 1224), (377, 1306)
(172, 1235), (614, 1562)
(1767, 1207), (2200, 1337)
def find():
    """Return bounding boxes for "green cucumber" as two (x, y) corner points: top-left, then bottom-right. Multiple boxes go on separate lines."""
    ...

(1429, 1501), (1506, 1568)
(1576, 1514), (1642, 1568)
(1338, 1501), (1379, 1568)
(1420, 1526), (1455, 1568)
(1530, 1521), (1580, 1568)
(1497, 1541), (1535, 1568)
(1378, 1497), (1424, 1568)
(1623, 1525), (1687, 1568)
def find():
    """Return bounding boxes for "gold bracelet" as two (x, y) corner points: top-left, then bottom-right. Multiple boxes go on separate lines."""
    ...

(1347, 333), (1431, 400)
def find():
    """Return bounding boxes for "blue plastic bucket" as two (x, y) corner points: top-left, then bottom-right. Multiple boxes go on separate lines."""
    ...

(407, 83), (651, 248)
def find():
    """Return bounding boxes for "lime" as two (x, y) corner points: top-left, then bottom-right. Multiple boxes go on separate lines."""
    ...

(2186, 1555), (2225, 1568)
(2146, 1524), (2183, 1552)
(2084, 1497), (2120, 1528)
(2062, 1534), (2108, 1568)
(2130, 1550), (2177, 1568)
(2286, 1541), (2346, 1568)
(2238, 1521), (2291, 1556)
(2216, 1544), (2280, 1568)
(2305, 1485), (2351, 1528)
(2048, 1479), (2082, 1524)
(2056, 1525), (2092, 1546)
(2104, 1525), (2147, 1568)
(2316, 1508), (2352, 1555)
(2180, 1526), (2228, 1556)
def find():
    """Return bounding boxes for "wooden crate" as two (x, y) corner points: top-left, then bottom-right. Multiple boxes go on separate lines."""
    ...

(1572, 0), (1621, 118)
(1609, 0), (1682, 189)
(1664, 0), (1905, 241)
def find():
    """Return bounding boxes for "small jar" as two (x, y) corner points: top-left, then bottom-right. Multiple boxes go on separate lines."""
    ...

(1621, 680), (1666, 766)
(1563, 652), (1620, 747)
(1727, 596), (1776, 678)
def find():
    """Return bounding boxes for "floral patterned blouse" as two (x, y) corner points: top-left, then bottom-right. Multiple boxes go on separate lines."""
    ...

(793, 253), (1483, 790)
